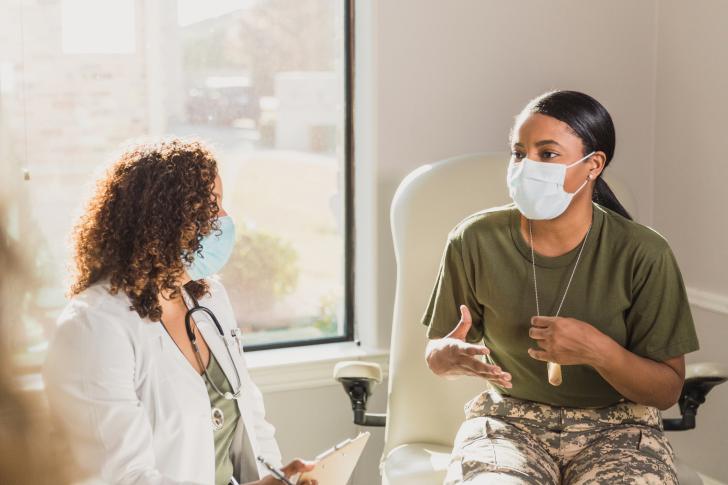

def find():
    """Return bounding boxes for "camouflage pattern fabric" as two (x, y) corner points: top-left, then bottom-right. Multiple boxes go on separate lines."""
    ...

(444, 391), (677, 484)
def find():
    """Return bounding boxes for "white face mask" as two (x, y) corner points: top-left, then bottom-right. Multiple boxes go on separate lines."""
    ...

(506, 151), (594, 220)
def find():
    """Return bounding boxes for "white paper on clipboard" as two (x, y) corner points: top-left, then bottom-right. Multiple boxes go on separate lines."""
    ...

(297, 432), (370, 485)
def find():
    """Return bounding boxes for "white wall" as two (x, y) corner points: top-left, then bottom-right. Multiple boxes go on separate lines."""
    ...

(371, 0), (660, 342)
(652, 0), (728, 480)
(262, 1), (728, 483)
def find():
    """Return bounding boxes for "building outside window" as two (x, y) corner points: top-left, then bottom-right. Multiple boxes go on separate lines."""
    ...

(0, 0), (353, 370)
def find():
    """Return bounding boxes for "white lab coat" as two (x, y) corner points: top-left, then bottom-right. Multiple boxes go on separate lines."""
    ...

(43, 277), (283, 485)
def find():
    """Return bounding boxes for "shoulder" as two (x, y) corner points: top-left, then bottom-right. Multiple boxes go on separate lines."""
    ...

(447, 203), (516, 245)
(597, 204), (672, 260)
(55, 281), (141, 341)
(45, 282), (142, 381)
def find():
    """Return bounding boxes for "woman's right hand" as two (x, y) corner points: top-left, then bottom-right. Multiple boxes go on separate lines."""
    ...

(425, 305), (512, 388)
(255, 458), (318, 485)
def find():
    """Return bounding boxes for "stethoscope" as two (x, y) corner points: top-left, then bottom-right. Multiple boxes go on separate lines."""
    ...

(184, 291), (243, 402)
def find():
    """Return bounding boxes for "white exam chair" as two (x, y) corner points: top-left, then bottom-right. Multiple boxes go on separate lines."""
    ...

(334, 153), (727, 485)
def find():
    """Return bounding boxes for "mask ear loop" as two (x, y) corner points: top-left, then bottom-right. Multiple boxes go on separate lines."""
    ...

(566, 151), (596, 168)
(565, 151), (597, 195)
(570, 177), (591, 195)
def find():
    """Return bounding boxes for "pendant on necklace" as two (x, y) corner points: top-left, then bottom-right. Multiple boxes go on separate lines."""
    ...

(211, 407), (225, 430)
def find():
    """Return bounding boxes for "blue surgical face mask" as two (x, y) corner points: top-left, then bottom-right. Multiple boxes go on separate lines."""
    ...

(184, 215), (236, 281)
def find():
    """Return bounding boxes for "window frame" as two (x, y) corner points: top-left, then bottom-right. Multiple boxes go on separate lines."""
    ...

(243, 0), (356, 352)
(6, 0), (358, 368)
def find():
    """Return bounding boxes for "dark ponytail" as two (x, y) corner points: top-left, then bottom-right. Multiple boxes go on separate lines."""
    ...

(520, 90), (632, 220)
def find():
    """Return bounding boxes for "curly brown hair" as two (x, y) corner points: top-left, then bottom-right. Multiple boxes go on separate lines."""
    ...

(70, 138), (222, 320)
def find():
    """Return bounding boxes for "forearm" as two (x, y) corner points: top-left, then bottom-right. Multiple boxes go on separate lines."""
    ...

(590, 335), (682, 410)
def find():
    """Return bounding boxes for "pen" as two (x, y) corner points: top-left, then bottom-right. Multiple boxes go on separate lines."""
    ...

(256, 456), (294, 485)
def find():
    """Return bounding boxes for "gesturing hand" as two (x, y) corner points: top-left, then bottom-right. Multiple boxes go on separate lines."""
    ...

(425, 305), (512, 388)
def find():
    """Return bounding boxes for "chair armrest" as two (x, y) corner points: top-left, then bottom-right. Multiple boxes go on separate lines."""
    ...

(685, 362), (728, 381)
(334, 360), (386, 427)
(663, 361), (728, 431)
(333, 361), (383, 383)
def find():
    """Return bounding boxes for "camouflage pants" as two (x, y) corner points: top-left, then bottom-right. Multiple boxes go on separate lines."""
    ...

(444, 391), (677, 485)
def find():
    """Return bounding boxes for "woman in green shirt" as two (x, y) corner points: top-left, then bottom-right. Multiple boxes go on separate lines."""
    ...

(423, 90), (699, 484)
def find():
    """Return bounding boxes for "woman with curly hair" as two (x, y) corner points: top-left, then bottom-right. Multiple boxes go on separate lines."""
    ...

(43, 139), (317, 485)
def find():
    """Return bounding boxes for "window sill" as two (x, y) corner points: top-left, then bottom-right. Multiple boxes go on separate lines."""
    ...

(18, 342), (389, 395)
(246, 341), (389, 393)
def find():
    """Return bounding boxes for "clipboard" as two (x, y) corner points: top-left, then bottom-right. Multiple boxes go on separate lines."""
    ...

(297, 432), (370, 485)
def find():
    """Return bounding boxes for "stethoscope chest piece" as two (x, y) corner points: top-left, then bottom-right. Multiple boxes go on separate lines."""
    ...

(211, 407), (225, 431)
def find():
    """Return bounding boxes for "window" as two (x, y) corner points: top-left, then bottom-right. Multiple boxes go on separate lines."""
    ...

(1, 0), (354, 369)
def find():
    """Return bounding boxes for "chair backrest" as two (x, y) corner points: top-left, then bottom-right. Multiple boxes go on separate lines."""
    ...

(384, 152), (637, 457)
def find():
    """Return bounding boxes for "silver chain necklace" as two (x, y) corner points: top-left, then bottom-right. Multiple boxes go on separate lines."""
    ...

(528, 220), (592, 318)
(528, 218), (592, 387)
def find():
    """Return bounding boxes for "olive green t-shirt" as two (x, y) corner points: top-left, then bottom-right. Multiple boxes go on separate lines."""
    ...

(422, 202), (699, 408)
(206, 353), (241, 485)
